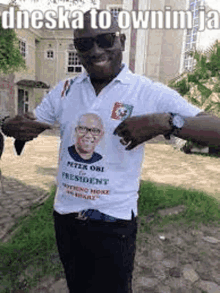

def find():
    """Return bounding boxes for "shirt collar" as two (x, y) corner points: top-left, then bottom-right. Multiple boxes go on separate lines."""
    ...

(74, 63), (133, 85)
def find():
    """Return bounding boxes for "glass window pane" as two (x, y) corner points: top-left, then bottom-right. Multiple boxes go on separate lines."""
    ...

(185, 43), (190, 50)
(186, 35), (191, 43)
(186, 29), (192, 35)
(189, 3), (194, 10)
(68, 51), (82, 72)
(24, 103), (28, 113)
(195, 10), (199, 17)
(193, 26), (198, 34)
(194, 18), (199, 25)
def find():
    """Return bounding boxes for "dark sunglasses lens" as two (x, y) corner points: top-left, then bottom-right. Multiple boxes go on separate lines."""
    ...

(74, 38), (93, 52)
(97, 34), (115, 48)
(74, 33), (116, 52)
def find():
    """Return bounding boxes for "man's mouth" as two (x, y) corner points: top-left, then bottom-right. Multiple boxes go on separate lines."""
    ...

(82, 138), (95, 145)
(91, 59), (110, 67)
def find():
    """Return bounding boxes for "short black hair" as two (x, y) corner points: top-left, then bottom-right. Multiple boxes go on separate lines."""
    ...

(74, 9), (121, 39)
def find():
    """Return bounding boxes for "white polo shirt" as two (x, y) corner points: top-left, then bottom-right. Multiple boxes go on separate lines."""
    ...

(34, 63), (202, 220)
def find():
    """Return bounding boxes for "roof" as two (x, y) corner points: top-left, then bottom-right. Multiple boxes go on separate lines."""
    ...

(16, 79), (50, 89)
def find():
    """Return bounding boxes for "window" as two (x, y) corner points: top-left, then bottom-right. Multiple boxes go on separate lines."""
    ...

(186, 35), (191, 43)
(193, 27), (198, 34)
(194, 9), (199, 17)
(186, 29), (191, 35)
(19, 40), (26, 58)
(183, 0), (204, 71)
(110, 7), (122, 21)
(47, 50), (54, 59)
(67, 51), (82, 73)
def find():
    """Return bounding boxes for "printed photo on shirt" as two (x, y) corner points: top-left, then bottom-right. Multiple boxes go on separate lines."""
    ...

(68, 113), (104, 164)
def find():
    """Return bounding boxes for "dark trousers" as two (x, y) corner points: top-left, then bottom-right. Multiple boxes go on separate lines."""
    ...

(53, 210), (138, 293)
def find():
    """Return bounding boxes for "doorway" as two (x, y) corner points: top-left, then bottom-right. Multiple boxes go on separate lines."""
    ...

(18, 89), (29, 115)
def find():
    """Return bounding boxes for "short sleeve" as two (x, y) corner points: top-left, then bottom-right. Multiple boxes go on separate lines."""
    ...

(154, 82), (202, 117)
(34, 81), (64, 125)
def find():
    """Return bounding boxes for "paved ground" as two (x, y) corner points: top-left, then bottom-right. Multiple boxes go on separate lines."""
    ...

(0, 129), (60, 242)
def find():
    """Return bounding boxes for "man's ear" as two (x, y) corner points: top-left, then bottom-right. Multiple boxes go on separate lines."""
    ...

(120, 33), (126, 51)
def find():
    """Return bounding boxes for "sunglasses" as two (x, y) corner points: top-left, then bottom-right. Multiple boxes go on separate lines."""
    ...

(74, 32), (120, 53)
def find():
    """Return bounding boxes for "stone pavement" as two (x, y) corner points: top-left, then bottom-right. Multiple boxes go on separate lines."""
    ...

(0, 176), (49, 242)
(0, 130), (60, 243)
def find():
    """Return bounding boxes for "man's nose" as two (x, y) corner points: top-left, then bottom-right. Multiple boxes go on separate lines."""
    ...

(84, 130), (93, 138)
(90, 41), (105, 56)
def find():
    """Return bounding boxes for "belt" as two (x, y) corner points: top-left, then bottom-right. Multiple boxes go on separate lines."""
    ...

(53, 209), (135, 223)
(74, 209), (120, 222)
(66, 209), (135, 223)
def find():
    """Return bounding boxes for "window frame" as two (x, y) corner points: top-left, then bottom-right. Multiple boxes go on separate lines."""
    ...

(183, 0), (204, 71)
(18, 39), (27, 59)
(106, 4), (123, 21)
(66, 49), (83, 74)
(46, 49), (54, 60)
(18, 88), (29, 114)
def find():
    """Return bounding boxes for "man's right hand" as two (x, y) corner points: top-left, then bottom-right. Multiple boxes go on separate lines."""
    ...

(2, 113), (52, 141)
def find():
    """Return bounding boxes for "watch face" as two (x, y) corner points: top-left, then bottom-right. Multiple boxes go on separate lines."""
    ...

(173, 115), (185, 128)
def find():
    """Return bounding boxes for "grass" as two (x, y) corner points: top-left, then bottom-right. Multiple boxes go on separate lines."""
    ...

(138, 180), (220, 233)
(0, 180), (220, 292)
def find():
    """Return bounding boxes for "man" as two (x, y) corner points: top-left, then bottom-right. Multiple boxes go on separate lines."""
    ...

(68, 113), (104, 164)
(2, 9), (220, 293)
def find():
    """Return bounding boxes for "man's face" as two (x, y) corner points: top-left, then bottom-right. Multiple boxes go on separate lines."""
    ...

(75, 115), (104, 155)
(74, 15), (125, 80)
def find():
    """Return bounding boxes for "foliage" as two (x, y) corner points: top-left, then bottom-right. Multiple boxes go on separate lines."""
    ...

(206, 45), (220, 77)
(168, 41), (220, 117)
(213, 81), (220, 93)
(0, 16), (26, 74)
(197, 82), (212, 99)
(168, 41), (220, 153)
(169, 78), (190, 96)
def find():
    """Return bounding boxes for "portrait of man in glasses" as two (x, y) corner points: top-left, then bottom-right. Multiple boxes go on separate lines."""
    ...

(68, 113), (104, 164)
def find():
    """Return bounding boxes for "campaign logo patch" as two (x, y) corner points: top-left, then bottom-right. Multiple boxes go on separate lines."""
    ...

(61, 78), (74, 99)
(111, 102), (134, 121)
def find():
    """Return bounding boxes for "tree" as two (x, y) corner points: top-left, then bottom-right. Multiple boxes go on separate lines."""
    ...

(168, 40), (220, 156)
(0, 2), (26, 187)
(168, 41), (220, 117)
(0, 16), (26, 75)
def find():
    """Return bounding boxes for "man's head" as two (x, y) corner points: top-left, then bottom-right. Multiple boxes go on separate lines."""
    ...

(75, 113), (104, 159)
(74, 10), (126, 81)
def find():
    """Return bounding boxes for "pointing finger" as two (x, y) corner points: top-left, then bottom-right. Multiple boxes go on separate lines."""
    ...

(125, 140), (138, 151)
(113, 121), (126, 135)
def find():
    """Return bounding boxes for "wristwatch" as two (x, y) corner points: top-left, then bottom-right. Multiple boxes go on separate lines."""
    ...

(164, 113), (186, 140)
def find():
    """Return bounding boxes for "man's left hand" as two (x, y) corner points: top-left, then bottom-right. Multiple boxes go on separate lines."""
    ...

(113, 114), (171, 150)
(2, 114), (52, 141)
